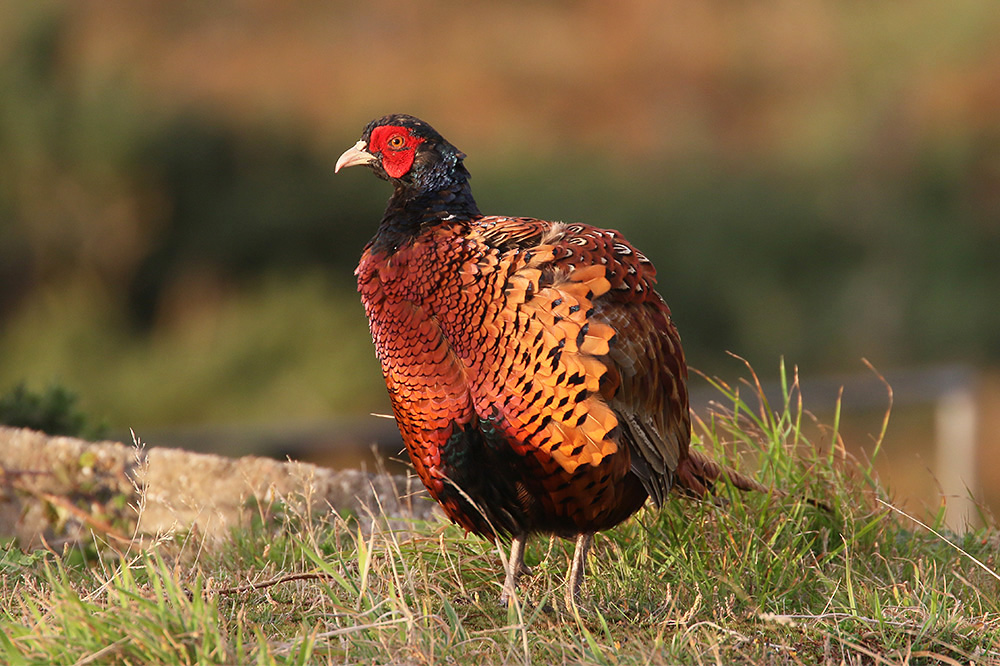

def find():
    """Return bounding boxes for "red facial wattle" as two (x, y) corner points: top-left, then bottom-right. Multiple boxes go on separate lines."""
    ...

(369, 125), (425, 179)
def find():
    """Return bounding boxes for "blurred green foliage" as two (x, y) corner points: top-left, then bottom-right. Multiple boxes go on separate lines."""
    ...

(1, 1), (998, 433)
(478, 155), (1000, 370)
(0, 381), (107, 440)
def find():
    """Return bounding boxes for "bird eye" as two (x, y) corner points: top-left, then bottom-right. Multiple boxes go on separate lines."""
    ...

(387, 134), (406, 149)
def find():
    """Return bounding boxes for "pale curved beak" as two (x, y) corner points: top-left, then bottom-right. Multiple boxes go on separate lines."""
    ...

(335, 140), (375, 173)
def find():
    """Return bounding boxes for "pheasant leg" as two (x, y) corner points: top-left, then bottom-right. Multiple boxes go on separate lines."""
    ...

(500, 534), (531, 604)
(565, 532), (594, 608)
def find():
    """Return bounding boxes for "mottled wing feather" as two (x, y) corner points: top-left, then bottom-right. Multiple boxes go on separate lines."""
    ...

(473, 247), (620, 474)
(471, 217), (690, 506)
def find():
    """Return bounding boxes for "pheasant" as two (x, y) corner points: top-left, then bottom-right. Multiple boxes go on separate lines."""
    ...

(336, 114), (767, 606)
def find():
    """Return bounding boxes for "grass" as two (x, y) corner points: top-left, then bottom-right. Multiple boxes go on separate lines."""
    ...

(1, 361), (997, 665)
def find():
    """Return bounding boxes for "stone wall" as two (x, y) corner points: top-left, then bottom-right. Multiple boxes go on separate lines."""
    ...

(0, 426), (437, 549)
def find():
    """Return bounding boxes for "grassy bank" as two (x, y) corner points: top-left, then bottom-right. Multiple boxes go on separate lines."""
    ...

(1, 363), (996, 664)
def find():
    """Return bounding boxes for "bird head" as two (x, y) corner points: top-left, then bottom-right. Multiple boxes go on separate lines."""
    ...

(336, 114), (468, 190)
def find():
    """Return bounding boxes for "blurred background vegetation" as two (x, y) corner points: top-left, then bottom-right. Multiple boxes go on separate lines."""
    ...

(1, 1), (998, 515)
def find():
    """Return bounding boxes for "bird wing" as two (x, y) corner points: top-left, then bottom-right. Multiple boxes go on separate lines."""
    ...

(469, 217), (690, 504)
(597, 291), (690, 505)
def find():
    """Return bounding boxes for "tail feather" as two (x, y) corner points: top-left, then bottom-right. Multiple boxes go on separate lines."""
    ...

(675, 449), (772, 498)
(675, 449), (833, 513)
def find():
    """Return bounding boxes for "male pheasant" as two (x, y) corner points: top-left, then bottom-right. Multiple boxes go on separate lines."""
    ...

(336, 114), (766, 606)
